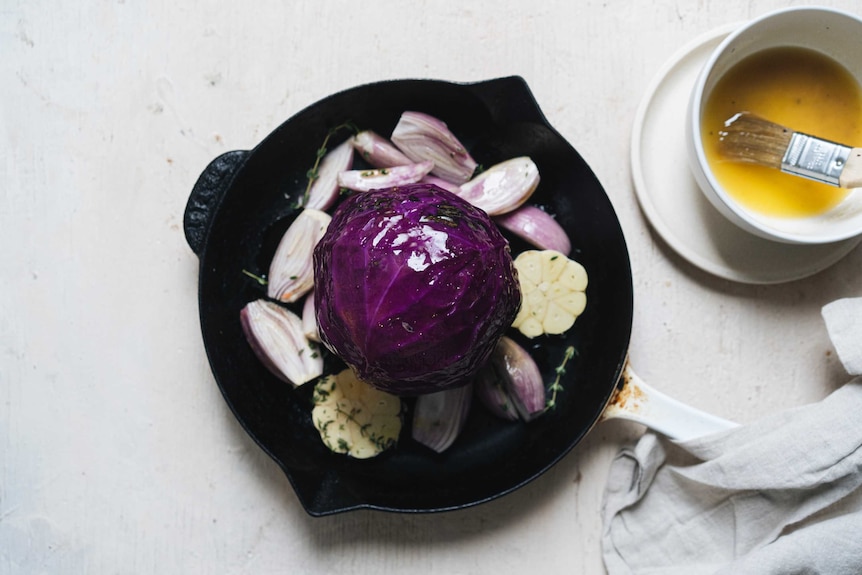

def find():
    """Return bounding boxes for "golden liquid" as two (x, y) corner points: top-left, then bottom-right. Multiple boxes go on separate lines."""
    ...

(702, 47), (862, 218)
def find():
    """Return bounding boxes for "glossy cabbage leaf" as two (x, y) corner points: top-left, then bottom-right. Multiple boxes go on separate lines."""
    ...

(313, 183), (521, 395)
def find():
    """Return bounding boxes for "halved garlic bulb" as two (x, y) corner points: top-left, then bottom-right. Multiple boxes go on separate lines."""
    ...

(312, 368), (403, 459)
(512, 250), (588, 338)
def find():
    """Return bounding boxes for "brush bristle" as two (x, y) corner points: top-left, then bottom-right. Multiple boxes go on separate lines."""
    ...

(716, 112), (793, 168)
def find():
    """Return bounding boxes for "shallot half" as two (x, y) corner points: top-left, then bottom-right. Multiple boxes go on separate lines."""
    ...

(391, 111), (477, 184)
(351, 130), (412, 168)
(268, 209), (332, 303)
(412, 384), (473, 453)
(494, 205), (571, 255)
(304, 139), (354, 211)
(337, 161), (434, 192)
(458, 157), (540, 216)
(476, 336), (546, 422)
(240, 299), (323, 387)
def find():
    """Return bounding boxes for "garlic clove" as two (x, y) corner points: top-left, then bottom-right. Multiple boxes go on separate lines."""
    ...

(351, 130), (412, 168)
(336, 161), (434, 192)
(492, 336), (546, 421)
(494, 205), (571, 256)
(412, 383), (473, 453)
(267, 209), (332, 303)
(301, 291), (320, 342)
(458, 157), (540, 216)
(390, 111), (477, 184)
(304, 139), (354, 211)
(240, 299), (323, 387)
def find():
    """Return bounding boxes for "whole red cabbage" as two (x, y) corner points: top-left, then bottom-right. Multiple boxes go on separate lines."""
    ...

(313, 183), (521, 395)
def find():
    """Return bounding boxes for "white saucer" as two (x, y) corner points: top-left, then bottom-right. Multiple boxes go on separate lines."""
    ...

(630, 25), (862, 284)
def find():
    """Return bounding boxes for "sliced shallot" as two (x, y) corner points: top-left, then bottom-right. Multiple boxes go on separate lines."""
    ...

(351, 130), (411, 168)
(492, 336), (546, 421)
(476, 337), (546, 422)
(412, 383), (473, 453)
(458, 157), (540, 216)
(301, 291), (320, 342)
(391, 111), (477, 184)
(267, 208), (331, 303)
(304, 139), (354, 211)
(240, 299), (323, 387)
(494, 205), (571, 256)
(474, 364), (519, 421)
(420, 175), (462, 195)
(337, 161), (434, 192)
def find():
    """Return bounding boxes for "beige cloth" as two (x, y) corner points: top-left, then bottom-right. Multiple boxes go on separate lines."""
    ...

(601, 298), (862, 575)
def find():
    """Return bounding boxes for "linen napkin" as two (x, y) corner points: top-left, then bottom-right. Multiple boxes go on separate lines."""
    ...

(601, 297), (862, 575)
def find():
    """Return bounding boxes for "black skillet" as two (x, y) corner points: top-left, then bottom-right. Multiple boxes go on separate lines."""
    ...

(183, 76), (633, 516)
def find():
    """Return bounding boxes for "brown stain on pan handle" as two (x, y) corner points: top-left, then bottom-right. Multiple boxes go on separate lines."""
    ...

(600, 358), (646, 423)
(607, 359), (645, 412)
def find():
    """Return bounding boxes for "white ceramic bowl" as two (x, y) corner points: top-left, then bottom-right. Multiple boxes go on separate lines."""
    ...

(686, 6), (862, 244)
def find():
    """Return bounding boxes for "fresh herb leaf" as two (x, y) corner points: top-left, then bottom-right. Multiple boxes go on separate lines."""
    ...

(546, 345), (576, 411)
(300, 121), (360, 207)
(241, 269), (268, 286)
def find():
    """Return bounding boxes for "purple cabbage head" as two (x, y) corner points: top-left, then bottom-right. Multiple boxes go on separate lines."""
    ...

(313, 183), (521, 395)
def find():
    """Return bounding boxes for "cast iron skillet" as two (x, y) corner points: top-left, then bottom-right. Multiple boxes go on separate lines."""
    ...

(183, 76), (633, 516)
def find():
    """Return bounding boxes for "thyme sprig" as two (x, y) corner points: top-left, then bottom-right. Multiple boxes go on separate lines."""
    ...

(332, 404), (396, 452)
(546, 345), (577, 411)
(241, 269), (268, 286)
(312, 376), (397, 454)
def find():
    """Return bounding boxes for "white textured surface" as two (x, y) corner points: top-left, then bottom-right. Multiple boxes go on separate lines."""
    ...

(2, 1), (861, 573)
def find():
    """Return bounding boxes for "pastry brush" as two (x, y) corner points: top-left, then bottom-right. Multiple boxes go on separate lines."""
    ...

(717, 112), (862, 188)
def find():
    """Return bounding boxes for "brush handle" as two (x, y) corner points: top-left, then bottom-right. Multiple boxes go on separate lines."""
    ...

(783, 134), (853, 186)
(840, 148), (862, 189)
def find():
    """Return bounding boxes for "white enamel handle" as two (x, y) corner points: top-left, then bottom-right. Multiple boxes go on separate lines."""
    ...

(601, 363), (738, 441)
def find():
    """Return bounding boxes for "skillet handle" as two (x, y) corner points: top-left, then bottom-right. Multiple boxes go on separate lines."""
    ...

(601, 363), (739, 441)
(467, 76), (548, 125)
(183, 150), (250, 256)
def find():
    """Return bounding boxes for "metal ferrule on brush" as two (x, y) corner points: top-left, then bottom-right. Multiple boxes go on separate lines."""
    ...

(781, 132), (851, 186)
